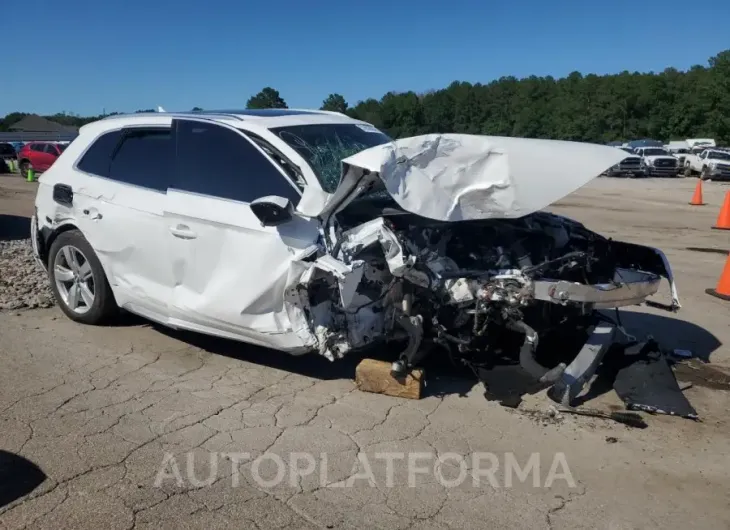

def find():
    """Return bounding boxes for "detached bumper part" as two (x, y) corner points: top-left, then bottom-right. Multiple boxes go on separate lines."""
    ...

(547, 323), (617, 406)
(533, 269), (662, 309)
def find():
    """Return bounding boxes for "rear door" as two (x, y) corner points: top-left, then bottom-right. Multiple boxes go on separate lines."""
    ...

(73, 124), (174, 322)
(164, 118), (320, 350)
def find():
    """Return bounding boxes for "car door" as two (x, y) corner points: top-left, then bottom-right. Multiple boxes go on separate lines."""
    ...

(42, 143), (60, 170)
(164, 118), (320, 351)
(30, 143), (49, 170)
(72, 124), (174, 323)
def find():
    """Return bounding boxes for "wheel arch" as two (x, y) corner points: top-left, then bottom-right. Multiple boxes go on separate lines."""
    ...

(41, 222), (81, 266)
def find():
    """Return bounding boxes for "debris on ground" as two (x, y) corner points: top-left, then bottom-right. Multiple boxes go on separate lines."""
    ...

(557, 405), (648, 429)
(611, 339), (700, 420)
(0, 239), (54, 311)
(482, 329), (702, 429)
(519, 405), (566, 427)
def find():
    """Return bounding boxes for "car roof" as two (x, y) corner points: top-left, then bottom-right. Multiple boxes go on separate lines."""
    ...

(81, 108), (369, 137)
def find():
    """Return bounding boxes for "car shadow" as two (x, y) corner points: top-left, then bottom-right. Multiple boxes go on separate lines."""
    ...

(0, 214), (30, 242)
(152, 308), (721, 404)
(618, 310), (721, 363)
(0, 451), (46, 508)
(154, 324), (479, 398)
(153, 325), (381, 381)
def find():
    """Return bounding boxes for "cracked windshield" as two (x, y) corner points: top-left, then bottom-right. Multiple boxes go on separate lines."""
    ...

(271, 123), (391, 193)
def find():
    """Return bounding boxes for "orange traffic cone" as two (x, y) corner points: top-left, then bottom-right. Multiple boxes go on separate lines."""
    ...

(689, 179), (706, 206)
(712, 191), (730, 230)
(706, 253), (730, 301)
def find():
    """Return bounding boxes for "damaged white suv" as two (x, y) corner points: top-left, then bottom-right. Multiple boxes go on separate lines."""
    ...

(31, 109), (681, 404)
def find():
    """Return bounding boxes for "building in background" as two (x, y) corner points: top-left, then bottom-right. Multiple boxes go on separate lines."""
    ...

(0, 115), (78, 143)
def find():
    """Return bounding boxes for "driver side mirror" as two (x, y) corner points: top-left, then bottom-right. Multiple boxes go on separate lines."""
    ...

(250, 195), (294, 227)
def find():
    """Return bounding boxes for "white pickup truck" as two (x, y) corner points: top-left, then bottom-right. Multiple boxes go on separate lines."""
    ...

(665, 141), (690, 168)
(633, 147), (680, 177)
(684, 147), (730, 180)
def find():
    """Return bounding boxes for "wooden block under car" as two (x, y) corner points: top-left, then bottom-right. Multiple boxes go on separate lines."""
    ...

(355, 359), (424, 400)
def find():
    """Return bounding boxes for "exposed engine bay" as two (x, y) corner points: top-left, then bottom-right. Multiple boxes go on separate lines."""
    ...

(280, 133), (683, 405)
(285, 199), (680, 400)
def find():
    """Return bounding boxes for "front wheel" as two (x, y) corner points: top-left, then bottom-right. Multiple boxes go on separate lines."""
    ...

(47, 230), (118, 324)
(701, 166), (711, 181)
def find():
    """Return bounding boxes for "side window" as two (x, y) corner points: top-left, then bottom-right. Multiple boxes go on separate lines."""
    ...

(77, 130), (123, 177)
(108, 128), (172, 192)
(31, 144), (44, 152)
(173, 120), (300, 204)
(44, 144), (59, 155)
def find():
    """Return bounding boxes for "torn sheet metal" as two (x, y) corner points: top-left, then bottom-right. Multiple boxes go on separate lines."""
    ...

(612, 341), (699, 420)
(313, 134), (627, 221)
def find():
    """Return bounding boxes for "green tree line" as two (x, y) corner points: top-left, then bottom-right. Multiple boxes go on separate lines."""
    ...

(2, 49), (728, 143)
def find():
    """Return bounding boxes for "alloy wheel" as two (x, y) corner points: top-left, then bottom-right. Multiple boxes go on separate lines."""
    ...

(53, 245), (95, 314)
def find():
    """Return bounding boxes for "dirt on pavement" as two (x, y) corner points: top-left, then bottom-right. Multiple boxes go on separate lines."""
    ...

(0, 173), (729, 529)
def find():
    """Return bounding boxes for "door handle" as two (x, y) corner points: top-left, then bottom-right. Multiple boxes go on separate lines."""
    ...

(169, 224), (197, 239)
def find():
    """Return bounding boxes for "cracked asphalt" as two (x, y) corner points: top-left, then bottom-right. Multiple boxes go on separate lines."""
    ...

(1, 175), (730, 529)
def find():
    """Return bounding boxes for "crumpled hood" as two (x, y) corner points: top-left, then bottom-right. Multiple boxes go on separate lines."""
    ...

(303, 134), (627, 222)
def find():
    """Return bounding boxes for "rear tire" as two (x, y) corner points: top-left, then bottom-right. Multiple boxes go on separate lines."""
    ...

(47, 230), (118, 324)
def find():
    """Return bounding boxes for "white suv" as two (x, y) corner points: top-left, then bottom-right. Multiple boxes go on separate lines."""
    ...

(31, 109), (680, 397)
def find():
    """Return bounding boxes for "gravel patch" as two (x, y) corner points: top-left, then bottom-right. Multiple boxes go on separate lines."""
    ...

(0, 239), (55, 310)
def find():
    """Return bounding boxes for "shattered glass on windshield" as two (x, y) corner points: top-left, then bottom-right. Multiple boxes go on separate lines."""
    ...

(271, 123), (391, 193)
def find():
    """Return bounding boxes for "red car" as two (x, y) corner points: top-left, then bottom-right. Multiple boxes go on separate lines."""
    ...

(17, 142), (67, 178)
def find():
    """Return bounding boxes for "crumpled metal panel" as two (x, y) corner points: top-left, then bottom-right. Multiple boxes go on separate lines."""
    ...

(311, 134), (627, 221)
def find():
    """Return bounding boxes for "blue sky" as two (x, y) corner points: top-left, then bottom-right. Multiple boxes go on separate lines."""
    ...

(2, 0), (729, 117)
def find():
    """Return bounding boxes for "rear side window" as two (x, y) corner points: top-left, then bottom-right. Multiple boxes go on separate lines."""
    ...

(77, 130), (122, 177)
(108, 128), (172, 192)
(173, 120), (300, 204)
(30, 144), (44, 152)
(43, 144), (59, 155)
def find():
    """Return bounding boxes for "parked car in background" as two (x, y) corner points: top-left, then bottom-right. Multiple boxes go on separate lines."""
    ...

(17, 142), (67, 178)
(633, 147), (680, 177)
(665, 141), (690, 167)
(605, 147), (642, 177)
(684, 148), (730, 180)
(0, 142), (17, 172)
(9, 141), (26, 153)
(686, 138), (716, 149)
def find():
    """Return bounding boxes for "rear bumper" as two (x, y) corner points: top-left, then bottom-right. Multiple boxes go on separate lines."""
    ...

(30, 214), (47, 271)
